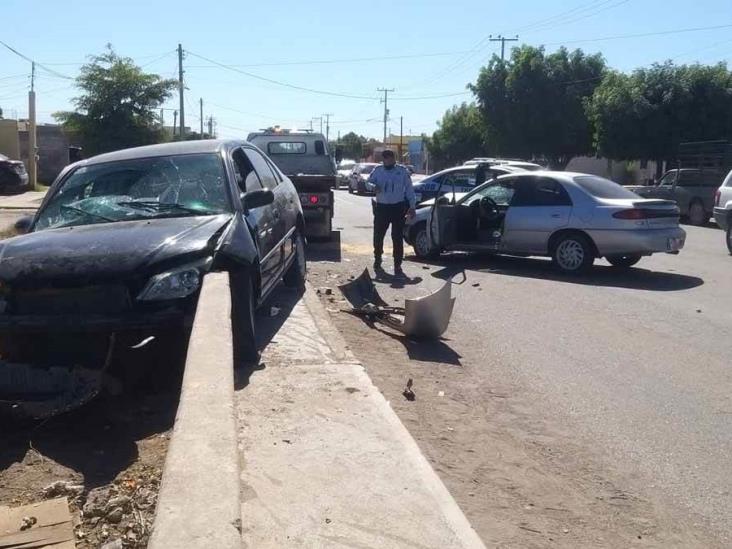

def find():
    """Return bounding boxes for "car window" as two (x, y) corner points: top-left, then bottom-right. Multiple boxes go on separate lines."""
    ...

(264, 156), (283, 182)
(359, 164), (376, 175)
(233, 148), (262, 192)
(724, 170), (732, 187)
(575, 175), (640, 199)
(35, 153), (231, 231)
(462, 180), (515, 206)
(512, 177), (572, 207)
(314, 140), (326, 155)
(443, 170), (476, 188)
(267, 142), (305, 155)
(658, 171), (677, 187)
(245, 149), (278, 190)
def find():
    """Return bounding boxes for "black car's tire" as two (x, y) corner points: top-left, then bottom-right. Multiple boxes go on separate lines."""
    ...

(551, 233), (595, 274)
(606, 254), (642, 268)
(283, 229), (307, 289)
(412, 222), (439, 259)
(726, 223), (732, 255)
(231, 272), (259, 365)
(688, 200), (709, 226)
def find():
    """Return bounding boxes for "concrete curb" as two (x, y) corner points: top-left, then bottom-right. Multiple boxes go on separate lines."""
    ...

(149, 273), (242, 549)
(301, 282), (487, 549)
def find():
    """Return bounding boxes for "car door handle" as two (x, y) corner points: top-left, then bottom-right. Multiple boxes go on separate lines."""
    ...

(551, 214), (562, 218)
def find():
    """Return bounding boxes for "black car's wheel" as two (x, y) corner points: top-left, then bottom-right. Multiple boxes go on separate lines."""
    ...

(412, 222), (439, 259)
(283, 229), (307, 289)
(688, 200), (709, 226)
(726, 223), (732, 255)
(606, 254), (642, 268)
(231, 272), (259, 365)
(552, 233), (595, 274)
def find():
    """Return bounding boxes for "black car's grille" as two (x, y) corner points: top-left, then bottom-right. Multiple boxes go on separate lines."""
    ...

(12, 285), (132, 315)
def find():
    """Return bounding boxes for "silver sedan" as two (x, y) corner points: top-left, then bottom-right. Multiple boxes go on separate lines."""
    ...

(404, 172), (686, 274)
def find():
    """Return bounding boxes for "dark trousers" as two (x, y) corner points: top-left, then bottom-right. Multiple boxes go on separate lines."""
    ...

(373, 201), (407, 266)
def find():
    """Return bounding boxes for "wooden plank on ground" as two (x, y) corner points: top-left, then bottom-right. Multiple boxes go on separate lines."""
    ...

(0, 497), (75, 548)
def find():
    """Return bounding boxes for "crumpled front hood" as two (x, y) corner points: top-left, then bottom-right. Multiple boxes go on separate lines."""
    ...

(0, 214), (233, 286)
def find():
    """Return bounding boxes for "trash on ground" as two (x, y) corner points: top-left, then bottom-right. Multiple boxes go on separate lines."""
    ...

(438, 391), (445, 397)
(0, 497), (75, 548)
(403, 378), (415, 401)
(472, 282), (480, 287)
(339, 269), (455, 339)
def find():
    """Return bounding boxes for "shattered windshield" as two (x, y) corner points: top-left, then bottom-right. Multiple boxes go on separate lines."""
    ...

(34, 153), (231, 230)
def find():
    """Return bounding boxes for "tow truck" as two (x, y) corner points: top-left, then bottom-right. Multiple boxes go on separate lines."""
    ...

(248, 128), (338, 240)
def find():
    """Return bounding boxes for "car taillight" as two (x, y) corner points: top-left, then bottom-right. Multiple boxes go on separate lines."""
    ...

(612, 208), (677, 220)
(309, 195), (319, 204)
(715, 189), (721, 206)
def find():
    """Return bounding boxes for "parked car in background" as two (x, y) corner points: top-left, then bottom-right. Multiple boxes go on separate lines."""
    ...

(404, 172), (685, 274)
(713, 169), (732, 253)
(413, 163), (525, 204)
(1, 140), (306, 367)
(463, 158), (545, 171)
(0, 153), (30, 194)
(337, 159), (356, 189)
(626, 168), (721, 226)
(348, 162), (379, 194)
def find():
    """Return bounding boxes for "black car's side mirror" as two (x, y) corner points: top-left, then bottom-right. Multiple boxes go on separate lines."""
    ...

(14, 216), (32, 234)
(242, 189), (274, 211)
(436, 196), (450, 206)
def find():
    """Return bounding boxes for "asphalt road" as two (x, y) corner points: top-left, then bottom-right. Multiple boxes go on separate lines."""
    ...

(322, 190), (732, 545)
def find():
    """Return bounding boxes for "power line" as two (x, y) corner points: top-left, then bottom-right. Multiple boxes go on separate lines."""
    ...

(390, 91), (471, 100)
(186, 50), (473, 68)
(542, 23), (732, 46)
(185, 49), (377, 100)
(0, 39), (73, 80)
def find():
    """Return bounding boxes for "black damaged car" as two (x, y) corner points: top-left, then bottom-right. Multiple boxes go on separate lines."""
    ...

(0, 140), (306, 385)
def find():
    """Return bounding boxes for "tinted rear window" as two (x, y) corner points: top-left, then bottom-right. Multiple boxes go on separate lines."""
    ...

(267, 142), (306, 154)
(575, 176), (639, 199)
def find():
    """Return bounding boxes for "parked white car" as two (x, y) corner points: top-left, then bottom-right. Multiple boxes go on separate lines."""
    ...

(713, 168), (732, 253)
(404, 172), (686, 274)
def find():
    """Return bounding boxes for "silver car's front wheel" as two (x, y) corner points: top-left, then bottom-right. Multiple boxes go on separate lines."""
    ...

(413, 224), (438, 259)
(552, 234), (594, 274)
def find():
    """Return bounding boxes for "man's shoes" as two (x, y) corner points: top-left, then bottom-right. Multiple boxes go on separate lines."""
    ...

(374, 258), (383, 271)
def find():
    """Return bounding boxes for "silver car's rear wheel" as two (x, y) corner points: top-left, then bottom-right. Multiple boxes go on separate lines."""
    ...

(552, 234), (594, 274)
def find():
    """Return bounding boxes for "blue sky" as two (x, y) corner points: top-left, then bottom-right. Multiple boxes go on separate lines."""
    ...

(1, 0), (731, 140)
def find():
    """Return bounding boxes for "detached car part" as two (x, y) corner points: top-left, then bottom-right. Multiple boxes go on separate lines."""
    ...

(339, 269), (455, 340)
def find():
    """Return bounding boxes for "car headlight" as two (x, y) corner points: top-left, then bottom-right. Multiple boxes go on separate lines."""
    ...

(137, 260), (210, 301)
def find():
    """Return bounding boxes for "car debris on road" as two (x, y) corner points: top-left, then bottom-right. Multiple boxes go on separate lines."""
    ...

(339, 269), (455, 340)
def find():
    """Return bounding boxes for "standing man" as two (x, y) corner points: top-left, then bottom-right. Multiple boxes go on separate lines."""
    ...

(368, 150), (416, 277)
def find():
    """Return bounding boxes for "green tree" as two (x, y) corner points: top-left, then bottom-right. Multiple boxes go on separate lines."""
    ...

(338, 131), (365, 160)
(427, 103), (487, 170)
(587, 62), (732, 170)
(470, 45), (606, 169)
(55, 46), (176, 156)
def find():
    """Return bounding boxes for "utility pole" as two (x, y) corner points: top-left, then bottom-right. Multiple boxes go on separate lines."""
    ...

(28, 61), (37, 190)
(208, 116), (214, 139)
(199, 98), (204, 137)
(489, 35), (519, 62)
(377, 87), (394, 145)
(400, 116), (404, 163)
(322, 113), (333, 142)
(177, 44), (185, 138)
(173, 110), (178, 137)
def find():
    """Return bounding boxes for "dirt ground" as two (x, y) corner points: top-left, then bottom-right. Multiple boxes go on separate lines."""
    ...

(308, 259), (717, 549)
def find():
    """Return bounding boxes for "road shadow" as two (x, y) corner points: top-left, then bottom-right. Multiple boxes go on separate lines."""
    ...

(366, 322), (462, 366)
(373, 269), (424, 289)
(408, 253), (704, 292)
(306, 231), (342, 263)
(235, 285), (303, 390)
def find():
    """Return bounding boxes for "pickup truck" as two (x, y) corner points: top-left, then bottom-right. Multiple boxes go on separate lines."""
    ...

(626, 142), (732, 225)
(625, 168), (722, 226)
(248, 130), (336, 240)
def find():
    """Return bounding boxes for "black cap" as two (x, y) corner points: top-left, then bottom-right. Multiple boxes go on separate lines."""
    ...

(382, 149), (395, 159)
